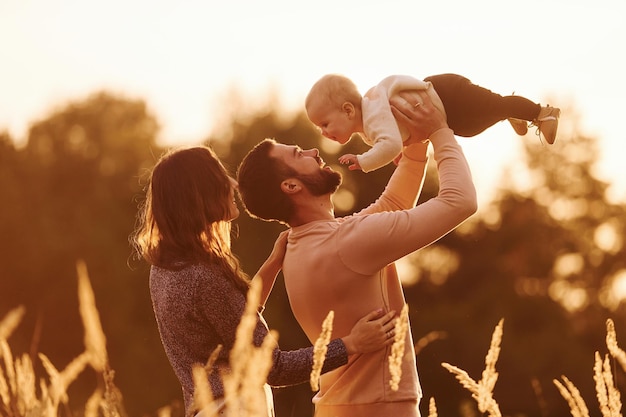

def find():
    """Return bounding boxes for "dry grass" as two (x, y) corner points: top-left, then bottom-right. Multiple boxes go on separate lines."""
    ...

(442, 319), (503, 417)
(427, 397), (438, 417)
(553, 375), (590, 417)
(310, 310), (334, 392)
(440, 318), (624, 417)
(1, 266), (624, 417)
(0, 260), (124, 417)
(389, 303), (409, 391)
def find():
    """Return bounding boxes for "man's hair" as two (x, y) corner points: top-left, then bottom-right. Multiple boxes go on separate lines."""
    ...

(305, 74), (363, 110)
(237, 138), (297, 225)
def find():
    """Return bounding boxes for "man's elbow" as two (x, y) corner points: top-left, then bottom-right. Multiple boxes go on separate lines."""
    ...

(460, 188), (478, 218)
(447, 187), (477, 219)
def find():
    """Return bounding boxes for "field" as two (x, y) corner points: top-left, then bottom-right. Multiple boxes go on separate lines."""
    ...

(1, 262), (624, 417)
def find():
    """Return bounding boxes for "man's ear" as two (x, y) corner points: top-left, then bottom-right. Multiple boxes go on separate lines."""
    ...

(281, 179), (302, 194)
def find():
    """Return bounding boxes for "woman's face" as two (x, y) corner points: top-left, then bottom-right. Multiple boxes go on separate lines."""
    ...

(227, 176), (240, 221)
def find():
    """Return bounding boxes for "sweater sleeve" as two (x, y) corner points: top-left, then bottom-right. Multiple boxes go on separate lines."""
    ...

(193, 266), (349, 390)
(266, 338), (347, 387)
(338, 128), (477, 275)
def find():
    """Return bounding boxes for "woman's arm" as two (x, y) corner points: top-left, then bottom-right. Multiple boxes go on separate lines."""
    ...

(264, 308), (396, 387)
(251, 230), (289, 309)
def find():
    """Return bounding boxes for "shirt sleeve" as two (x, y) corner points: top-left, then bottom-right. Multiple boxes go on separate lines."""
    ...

(338, 128), (477, 275)
(357, 140), (430, 215)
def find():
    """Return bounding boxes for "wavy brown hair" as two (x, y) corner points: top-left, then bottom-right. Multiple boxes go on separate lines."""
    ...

(132, 146), (249, 291)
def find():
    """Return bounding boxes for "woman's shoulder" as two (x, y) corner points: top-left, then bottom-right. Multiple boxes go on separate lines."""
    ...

(150, 262), (226, 288)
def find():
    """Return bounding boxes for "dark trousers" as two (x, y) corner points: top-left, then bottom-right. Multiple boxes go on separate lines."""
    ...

(425, 73), (542, 137)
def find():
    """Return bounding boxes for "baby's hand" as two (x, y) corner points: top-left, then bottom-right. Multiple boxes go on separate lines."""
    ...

(339, 154), (362, 171)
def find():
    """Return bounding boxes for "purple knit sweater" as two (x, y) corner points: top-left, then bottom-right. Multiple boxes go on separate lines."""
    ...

(149, 262), (348, 416)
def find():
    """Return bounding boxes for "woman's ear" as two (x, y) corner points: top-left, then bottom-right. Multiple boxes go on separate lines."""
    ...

(280, 179), (302, 194)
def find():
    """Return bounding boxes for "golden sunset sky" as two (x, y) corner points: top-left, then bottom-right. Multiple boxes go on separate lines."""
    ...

(1, 0), (624, 204)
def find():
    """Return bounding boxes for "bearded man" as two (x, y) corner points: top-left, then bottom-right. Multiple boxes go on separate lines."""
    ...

(237, 91), (477, 417)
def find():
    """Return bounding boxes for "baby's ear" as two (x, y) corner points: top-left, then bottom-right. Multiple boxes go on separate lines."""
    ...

(342, 101), (356, 118)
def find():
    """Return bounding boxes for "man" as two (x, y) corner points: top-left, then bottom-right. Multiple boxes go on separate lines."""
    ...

(237, 91), (477, 417)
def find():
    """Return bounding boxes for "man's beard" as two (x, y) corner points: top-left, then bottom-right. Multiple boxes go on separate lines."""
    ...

(298, 169), (342, 196)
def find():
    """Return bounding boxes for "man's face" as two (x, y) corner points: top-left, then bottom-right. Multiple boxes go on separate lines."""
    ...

(269, 143), (342, 196)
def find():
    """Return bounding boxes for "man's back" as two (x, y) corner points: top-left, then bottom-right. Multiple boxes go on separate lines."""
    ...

(283, 216), (421, 417)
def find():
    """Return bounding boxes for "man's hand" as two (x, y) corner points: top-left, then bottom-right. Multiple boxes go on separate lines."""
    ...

(390, 90), (448, 144)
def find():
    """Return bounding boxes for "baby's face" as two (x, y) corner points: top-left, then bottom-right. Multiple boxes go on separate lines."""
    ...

(307, 100), (356, 145)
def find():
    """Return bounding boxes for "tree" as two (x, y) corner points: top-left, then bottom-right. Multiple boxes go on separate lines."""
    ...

(0, 92), (176, 416)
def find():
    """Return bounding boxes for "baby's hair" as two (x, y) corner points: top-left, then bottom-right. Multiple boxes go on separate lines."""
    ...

(306, 74), (362, 110)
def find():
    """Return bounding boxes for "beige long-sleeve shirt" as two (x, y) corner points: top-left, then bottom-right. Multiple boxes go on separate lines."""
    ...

(282, 128), (476, 417)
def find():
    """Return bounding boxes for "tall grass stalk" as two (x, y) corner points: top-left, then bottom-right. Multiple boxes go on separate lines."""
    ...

(606, 319), (626, 373)
(427, 397), (438, 417)
(220, 278), (275, 417)
(0, 260), (124, 417)
(553, 318), (624, 417)
(310, 310), (334, 391)
(553, 375), (590, 417)
(389, 303), (409, 391)
(0, 307), (25, 342)
(441, 319), (503, 417)
(594, 352), (622, 417)
(191, 345), (222, 416)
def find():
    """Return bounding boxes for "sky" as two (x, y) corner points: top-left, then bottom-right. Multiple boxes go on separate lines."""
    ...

(1, 0), (625, 205)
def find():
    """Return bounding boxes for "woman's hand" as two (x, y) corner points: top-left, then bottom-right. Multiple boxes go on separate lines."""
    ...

(341, 308), (397, 355)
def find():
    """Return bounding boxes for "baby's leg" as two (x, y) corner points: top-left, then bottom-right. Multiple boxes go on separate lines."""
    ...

(425, 74), (541, 137)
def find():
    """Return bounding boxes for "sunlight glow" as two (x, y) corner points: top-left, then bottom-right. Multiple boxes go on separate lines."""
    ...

(553, 253), (584, 277)
(548, 197), (588, 221)
(332, 187), (355, 213)
(549, 280), (588, 313)
(594, 220), (623, 254)
(397, 246), (460, 286)
(599, 269), (626, 311)
(395, 257), (420, 286)
(514, 277), (547, 297)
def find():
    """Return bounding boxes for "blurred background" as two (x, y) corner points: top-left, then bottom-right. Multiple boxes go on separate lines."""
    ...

(1, 0), (625, 416)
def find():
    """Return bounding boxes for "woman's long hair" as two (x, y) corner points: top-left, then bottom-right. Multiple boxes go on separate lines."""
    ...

(132, 146), (249, 292)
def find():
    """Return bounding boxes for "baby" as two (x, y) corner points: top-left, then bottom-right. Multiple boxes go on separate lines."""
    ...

(305, 73), (560, 172)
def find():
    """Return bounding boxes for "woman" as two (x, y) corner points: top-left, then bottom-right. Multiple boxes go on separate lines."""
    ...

(132, 146), (396, 417)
